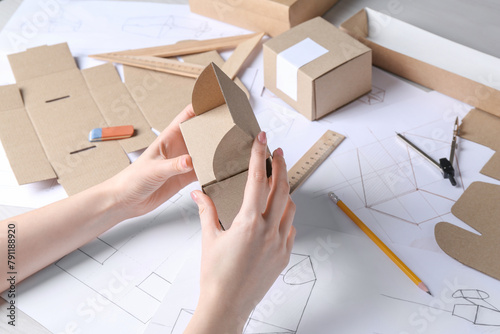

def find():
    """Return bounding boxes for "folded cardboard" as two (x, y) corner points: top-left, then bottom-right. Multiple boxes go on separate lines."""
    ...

(0, 43), (156, 195)
(124, 50), (249, 132)
(263, 16), (372, 120)
(340, 8), (500, 118)
(460, 108), (500, 181)
(435, 182), (500, 280)
(189, 0), (339, 37)
(180, 62), (268, 229)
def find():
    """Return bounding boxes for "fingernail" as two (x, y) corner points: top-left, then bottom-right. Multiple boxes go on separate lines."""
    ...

(190, 191), (199, 203)
(274, 147), (284, 157)
(258, 131), (267, 144)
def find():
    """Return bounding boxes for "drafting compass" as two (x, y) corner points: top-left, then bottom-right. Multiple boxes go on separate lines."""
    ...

(397, 117), (460, 186)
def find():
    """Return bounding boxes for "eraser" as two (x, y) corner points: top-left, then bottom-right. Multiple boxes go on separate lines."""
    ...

(89, 125), (134, 142)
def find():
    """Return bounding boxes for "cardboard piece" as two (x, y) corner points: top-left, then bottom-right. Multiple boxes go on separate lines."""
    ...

(180, 62), (267, 229)
(0, 44), (154, 195)
(435, 182), (500, 280)
(124, 50), (249, 132)
(189, 0), (339, 37)
(340, 8), (500, 118)
(263, 17), (372, 120)
(459, 108), (500, 181)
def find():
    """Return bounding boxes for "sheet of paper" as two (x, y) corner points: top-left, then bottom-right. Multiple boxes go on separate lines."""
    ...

(1, 1), (500, 334)
(148, 63), (500, 333)
(146, 224), (500, 333)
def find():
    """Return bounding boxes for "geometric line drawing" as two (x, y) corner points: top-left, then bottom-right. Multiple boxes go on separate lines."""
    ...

(122, 16), (211, 38)
(138, 273), (172, 302)
(170, 253), (316, 334)
(358, 85), (385, 105)
(452, 289), (500, 326)
(78, 237), (118, 265)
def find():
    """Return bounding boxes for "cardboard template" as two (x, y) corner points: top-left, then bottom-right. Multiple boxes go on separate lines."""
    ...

(460, 108), (500, 181)
(435, 182), (500, 281)
(340, 8), (500, 118)
(189, 0), (339, 37)
(180, 62), (267, 230)
(0, 43), (155, 195)
(263, 17), (372, 120)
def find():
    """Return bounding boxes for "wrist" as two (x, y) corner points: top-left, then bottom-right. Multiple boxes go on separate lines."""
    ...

(186, 292), (251, 334)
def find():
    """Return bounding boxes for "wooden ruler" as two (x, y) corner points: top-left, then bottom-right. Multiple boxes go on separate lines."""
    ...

(288, 130), (345, 194)
(93, 54), (205, 78)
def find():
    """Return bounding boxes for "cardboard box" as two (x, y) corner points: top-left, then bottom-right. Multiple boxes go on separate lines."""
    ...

(180, 62), (269, 229)
(340, 8), (500, 118)
(189, 0), (339, 37)
(263, 17), (372, 120)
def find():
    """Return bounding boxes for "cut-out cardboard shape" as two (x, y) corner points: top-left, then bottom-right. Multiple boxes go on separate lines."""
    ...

(180, 62), (269, 229)
(435, 182), (500, 280)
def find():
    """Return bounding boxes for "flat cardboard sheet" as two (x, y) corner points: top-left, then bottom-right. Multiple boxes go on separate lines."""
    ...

(180, 62), (263, 229)
(460, 108), (500, 181)
(435, 182), (500, 280)
(189, 0), (339, 37)
(0, 43), (155, 195)
(340, 8), (500, 118)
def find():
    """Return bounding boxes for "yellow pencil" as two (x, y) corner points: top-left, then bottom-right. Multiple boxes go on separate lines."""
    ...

(328, 192), (432, 295)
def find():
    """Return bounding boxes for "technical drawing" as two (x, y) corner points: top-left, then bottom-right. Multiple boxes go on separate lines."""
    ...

(122, 16), (211, 38)
(53, 191), (202, 324)
(452, 289), (500, 326)
(358, 85), (386, 105)
(170, 254), (316, 334)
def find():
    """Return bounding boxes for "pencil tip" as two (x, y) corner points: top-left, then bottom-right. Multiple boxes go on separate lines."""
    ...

(427, 291), (432, 296)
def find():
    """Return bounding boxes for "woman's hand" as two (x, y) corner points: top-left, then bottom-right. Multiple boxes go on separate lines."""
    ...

(107, 104), (197, 219)
(186, 131), (296, 333)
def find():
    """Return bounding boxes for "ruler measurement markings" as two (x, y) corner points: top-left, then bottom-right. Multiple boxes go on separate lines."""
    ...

(288, 130), (345, 194)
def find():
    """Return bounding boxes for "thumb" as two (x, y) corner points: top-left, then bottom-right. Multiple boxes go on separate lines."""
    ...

(155, 154), (193, 181)
(191, 190), (221, 240)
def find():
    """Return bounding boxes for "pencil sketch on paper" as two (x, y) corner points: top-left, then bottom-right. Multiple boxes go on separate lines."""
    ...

(170, 253), (317, 334)
(122, 16), (211, 38)
(54, 192), (201, 324)
(358, 85), (386, 105)
(452, 289), (500, 326)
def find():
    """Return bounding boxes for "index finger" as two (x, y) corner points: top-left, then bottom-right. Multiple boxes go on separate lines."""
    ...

(239, 132), (270, 217)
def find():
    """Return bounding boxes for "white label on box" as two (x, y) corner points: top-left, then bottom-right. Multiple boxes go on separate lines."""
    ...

(276, 38), (329, 101)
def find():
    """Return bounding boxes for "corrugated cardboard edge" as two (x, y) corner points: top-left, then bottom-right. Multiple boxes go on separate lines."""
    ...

(340, 8), (500, 118)
(460, 108), (500, 181)
(435, 181), (500, 280)
(0, 85), (56, 184)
